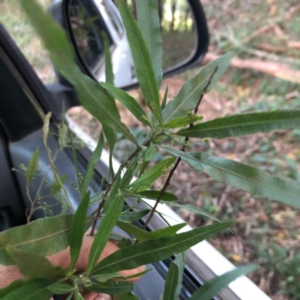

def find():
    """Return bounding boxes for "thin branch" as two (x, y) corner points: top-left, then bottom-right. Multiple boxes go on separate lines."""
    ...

(89, 182), (112, 236)
(142, 67), (219, 230)
(89, 146), (141, 236)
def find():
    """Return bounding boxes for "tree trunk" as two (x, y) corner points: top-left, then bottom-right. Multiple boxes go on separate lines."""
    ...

(170, 0), (176, 31)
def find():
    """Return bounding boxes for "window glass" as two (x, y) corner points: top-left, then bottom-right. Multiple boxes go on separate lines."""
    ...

(101, 0), (124, 38)
(69, 0), (105, 70)
(0, 0), (56, 84)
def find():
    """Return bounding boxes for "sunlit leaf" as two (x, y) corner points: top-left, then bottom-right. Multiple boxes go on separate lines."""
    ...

(81, 132), (104, 197)
(161, 146), (300, 208)
(116, 222), (186, 242)
(0, 215), (92, 265)
(100, 82), (151, 127)
(167, 202), (221, 222)
(129, 157), (176, 190)
(119, 210), (150, 222)
(117, 0), (162, 124)
(162, 53), (234, 122)
(88, 192), (124, 273)
(189, 265), (257, 300)
(19, 0), (137, 144)
(177, 110), (300, 139)
(6, 245), (67, 279)
(69, 192), (91, 270)
(138, 190), (178, 201)
(92, 222), (232, 275)
(26, 147), (39, 183)
(164, 114), (203, 129)
(136, 0), (163, 90)
(163, 261), (179, 300)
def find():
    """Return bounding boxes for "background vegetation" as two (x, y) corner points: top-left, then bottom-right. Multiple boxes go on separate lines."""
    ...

(1, 0), (300, 299)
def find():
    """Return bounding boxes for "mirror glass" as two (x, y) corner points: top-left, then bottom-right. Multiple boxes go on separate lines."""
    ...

(68, 0), (197, 88)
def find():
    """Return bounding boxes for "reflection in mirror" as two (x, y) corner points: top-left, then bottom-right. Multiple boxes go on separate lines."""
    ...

(68, 0), (197, 88)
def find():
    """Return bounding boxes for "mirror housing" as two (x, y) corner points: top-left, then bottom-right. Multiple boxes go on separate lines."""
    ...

(50, 0), (209, 90)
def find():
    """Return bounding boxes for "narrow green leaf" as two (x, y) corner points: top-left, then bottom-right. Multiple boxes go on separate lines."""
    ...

(116, 222), (186, 242)
(161, 86), (169, 110)
(119, 210), (150, 222)
(69, 192), (91, 270)
(161, 146), (300, 208)
(102, 125), (116, 179)
(164, 114), (203, 129)
(129, 157), (176, 190)
(92, 222), (232, 275)
(74, 289), (85, 300)
(0, 215), (91, 265)
(88, 192), (124, 273)
(117, 0), (162, 124)
(177, 110), (300, 139)
(163, 261), (179, 300)
(47, 283), (75, 294)
(144, 143), (157, 162)
(100, 82), (151, 127)
(43, 112), (73, 211)
(115, 292), (139, 300)
(138, 190), (178, 201)
(136, 0), (163, 90)
(162, 53), (234, 122)
(69, 126), (81, 189)
(103, 173), (122, 212)
(92, 273), (120, 283)
(167, 202), (221, 222)
(26, 147), (39, 183)
(50, 174), (68, 194)
(173, 254), (185, 299)
(81, 132), (104, 197)
(20, 0), (137, 144)
(117, 238), (133, 248)
(103, 32), (114, 85)
(6, 245), (67, 279)
(189, 265), (257, 300)
(86, 281), (134, 295)
(0, 279), (55, 300)
(76, 77), (137, 144)
(120, 157), (139, 190)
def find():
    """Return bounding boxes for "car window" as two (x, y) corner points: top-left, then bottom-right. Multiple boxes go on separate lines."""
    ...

(69, 0), (105, 71)
(100, 0), (124, 39)
(0, 0), (56, 84)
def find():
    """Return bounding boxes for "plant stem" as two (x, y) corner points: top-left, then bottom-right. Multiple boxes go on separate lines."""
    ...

(142, 66), (219, 230)
(89, 146), (141, 236)
(89, 182), (112, 236)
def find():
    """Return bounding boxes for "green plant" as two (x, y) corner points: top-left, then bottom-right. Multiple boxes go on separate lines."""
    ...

(2, 0), (300, 299)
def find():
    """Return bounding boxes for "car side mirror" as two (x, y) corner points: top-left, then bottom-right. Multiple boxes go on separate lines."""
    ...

(51, 0), (209, 89)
